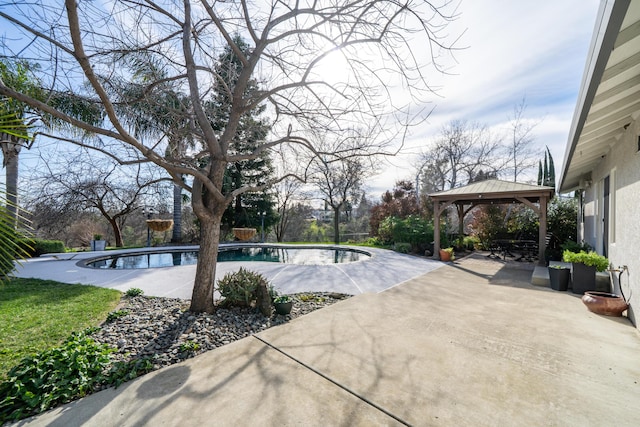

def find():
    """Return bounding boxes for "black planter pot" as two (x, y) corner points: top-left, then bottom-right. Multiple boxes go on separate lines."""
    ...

(548, 267), (570, 291)
(571, 262), (597, 294)
(274, 301), (293, 315)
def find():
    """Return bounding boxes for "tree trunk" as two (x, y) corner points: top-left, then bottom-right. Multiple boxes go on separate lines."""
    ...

(190, 217), (221, 313)
(2, 140), (21, 229)
(171, 181), (182, 243)
(108, 217), (124, 247)
(333, 207), (340, 244)
(234, 194), (242, 226)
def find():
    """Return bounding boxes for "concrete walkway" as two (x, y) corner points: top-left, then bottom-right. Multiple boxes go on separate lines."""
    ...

(16, 253), (640, 426)
(12, 244), (443, 297)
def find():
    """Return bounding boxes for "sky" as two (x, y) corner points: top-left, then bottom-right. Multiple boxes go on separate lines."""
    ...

(366, 0), (602, 196)
(5, 0), (603, 202)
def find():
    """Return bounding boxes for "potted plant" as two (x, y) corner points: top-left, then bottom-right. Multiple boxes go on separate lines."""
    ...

(90, 234), (106, 251)
(548, 265), (570, 291)
(439, 247), (455, 262)
(273, 295), (293, 315)
(562, 250), (608, 295)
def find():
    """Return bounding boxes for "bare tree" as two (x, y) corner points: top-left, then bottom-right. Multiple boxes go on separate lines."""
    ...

(419, 120), (501, 192)
(1, 1), (458, 312)
(28, 151), (166, 247)
(503, 98), (541, 182)
(273, 177), (306, 243)
(310, 155), (366, 244)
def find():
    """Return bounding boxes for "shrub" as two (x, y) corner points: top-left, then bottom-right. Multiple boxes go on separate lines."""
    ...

(364, 236), (383, 246)
(0, 328), (113, 423)
(468, 205), (507, 250)
(378, 215), (433, 252)
(17, 238), (66, 258)
(561, 240), (591, 253)
(217, 267), (269, 306)
(393, 242), (411, 253)
(562, 250), (609, 272)
(125, 287), (144, 297)
(462, 236), (480, 251)
(548, 196), (578, 246)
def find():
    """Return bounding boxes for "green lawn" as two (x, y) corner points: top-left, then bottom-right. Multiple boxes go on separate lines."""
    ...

(0, 278), (121, 379)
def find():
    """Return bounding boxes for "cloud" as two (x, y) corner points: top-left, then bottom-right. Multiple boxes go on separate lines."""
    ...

(366, 0), (601, 196)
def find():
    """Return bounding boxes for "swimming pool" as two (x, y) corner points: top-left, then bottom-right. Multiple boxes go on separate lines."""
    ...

(84, 245), (371, 269)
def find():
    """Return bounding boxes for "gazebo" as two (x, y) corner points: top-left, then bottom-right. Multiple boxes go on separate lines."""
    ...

(429, 179), (555, 265)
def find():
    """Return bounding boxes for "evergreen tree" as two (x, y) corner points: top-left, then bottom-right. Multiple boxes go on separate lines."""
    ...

(547, 146), (556, 187)
(209, 36), (277, 236)
(537, 146), (556, 189)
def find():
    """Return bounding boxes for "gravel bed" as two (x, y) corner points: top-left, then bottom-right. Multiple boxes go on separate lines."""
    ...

(92, 292), (351, 379)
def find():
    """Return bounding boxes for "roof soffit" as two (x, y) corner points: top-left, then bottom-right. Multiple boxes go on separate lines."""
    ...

(560, 0), (638, 192)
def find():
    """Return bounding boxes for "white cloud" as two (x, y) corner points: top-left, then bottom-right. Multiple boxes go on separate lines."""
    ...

(366, 0), (601, 196)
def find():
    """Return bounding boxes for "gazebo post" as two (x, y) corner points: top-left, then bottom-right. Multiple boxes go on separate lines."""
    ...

(538, 195), (548, 266)
(433, 201), (441, 259)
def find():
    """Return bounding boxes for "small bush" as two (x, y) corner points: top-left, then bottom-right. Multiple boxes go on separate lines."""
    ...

(462, 236), (480, 251)
(105, 310), (129, 323)
(0, 329), (113, 423)
(378, 215), (434, 252)
(125, 287), (144, 297)
(217, 267), (269, 306)
(393, 242), (411, 253)
(17, 238), (66, 258)
(179, 340), (200, 353)
(364, 236), (382, 246)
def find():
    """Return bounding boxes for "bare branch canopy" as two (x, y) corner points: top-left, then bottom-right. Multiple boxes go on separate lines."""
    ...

(0, 0), (460, 312)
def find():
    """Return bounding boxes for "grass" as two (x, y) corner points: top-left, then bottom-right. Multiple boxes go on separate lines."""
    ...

(0, 278), (121, 379)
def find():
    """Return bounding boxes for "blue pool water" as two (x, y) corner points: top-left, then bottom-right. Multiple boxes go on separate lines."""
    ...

(85, 246), (370, 269)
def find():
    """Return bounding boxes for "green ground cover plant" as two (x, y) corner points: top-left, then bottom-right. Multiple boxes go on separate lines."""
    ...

(0, 278), (121, 378)
(0, 328), (114, 421)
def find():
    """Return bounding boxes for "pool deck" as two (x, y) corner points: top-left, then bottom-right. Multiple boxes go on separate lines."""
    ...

(17, 252), (640, 426)
(12, 244), (444, 297)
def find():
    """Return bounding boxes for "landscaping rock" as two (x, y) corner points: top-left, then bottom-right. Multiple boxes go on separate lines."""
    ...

(92, 293), (351, 373)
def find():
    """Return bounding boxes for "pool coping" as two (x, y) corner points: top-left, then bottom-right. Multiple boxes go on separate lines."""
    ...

(75, 243), (374, 269)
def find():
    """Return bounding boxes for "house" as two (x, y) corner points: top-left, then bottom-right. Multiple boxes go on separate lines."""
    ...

(559, 0), (638, 328)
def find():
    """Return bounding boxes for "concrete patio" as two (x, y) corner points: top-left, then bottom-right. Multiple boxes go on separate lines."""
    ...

(16, 253), (640, 426)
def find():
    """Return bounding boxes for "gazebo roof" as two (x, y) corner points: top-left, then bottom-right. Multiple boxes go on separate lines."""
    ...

(429, 179), (555, 205)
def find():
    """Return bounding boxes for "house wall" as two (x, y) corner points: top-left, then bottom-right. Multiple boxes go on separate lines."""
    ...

(579, 120), (640, 328)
